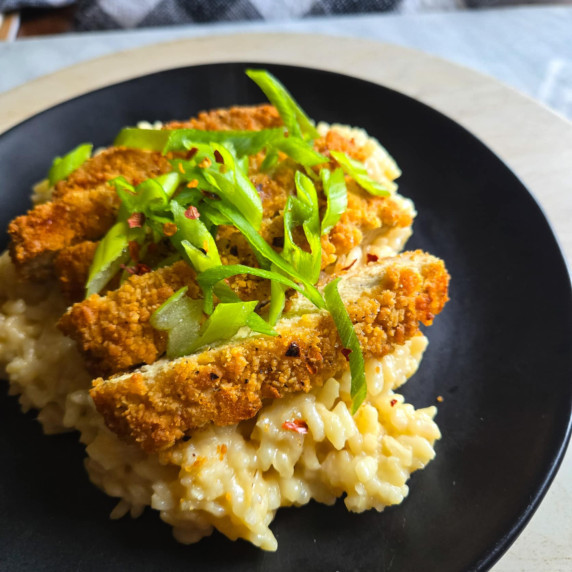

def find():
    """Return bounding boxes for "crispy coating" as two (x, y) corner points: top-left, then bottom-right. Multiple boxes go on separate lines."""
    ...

(10, 105), (407, 287)
(8, 189), (120, 280)
(52, 148), (171, 199)
(9, 148), (171, 280)
(59, 182), (413, 377)
(54, 241), (99, 302)
(165, 104), (282, 131)
(90, 251), (449, 452)
(58, 251), (281, 376)
(57, 114), (411, 376)
(59, 261), (201, 374)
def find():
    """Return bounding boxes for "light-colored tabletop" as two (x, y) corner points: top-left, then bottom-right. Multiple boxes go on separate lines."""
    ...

(0, 7), (570, 571)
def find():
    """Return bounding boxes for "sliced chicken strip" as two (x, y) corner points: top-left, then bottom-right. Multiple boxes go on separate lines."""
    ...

(90, 250), (449, 452)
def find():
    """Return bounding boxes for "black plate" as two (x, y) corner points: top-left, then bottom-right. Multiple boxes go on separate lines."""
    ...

(0, 63), (570, 572)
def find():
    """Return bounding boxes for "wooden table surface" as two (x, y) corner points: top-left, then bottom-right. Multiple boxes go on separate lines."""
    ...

(0, 34), (570, 571)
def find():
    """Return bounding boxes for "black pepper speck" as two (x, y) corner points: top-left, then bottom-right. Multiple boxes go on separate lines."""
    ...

(285, 342), (301, 357)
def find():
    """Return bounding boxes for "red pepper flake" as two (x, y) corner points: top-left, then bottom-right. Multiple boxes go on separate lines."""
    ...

(306, 362), (318, 375)
(341, 258), (357, 272)
(341, 348), (352, 361)
(178, 162), (186, 174)
(127, 212), (145, 229)
(198, 157), (212, 169)
(390, 399), (397, 407)
(128, 241), (140, 262)
(184, 206), (200, 220)
(186, 179), (199, 189)
(186, 147), (198, 160)
(121, 263), (152, 276)
(214, 150), (224, 164)
(367, 253), (379, 264)
(282, 419), (308, 434)
(436, 395), (444, 403)
(135, 263), (152, 275)
(162, 222), (178, 237)
(217, 443), (228, 460)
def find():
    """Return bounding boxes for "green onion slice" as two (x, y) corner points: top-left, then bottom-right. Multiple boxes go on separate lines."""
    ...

(48, 143), (93, 186)
(203, 143), (263, 230)
(324, 278), (367, 413)
(330, 151), (390, 197)
(155, 172), (182, 198)
(260, 148), (279, 172)
(246, 69), (319, 140)
(320, 167), (347, 234)
(114, 127), (284, 157)
(210, 283), (277, 336)
(114, 128), (170, 151)
(201, 199), (325, 310)
(165, 128), (284, 157)
(283, 171), (322, 284)
(188, 301), (259, 355)
(197, 263), (304, 315)
(271, 138), (328, 168)
(116, 177), (170, 217)
(85, 221), (130, 297)
(170, 202), (221, 272)
(150, 286), (204, 358)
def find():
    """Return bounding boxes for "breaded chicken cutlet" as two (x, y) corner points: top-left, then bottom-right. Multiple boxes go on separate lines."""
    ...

(91, 251), (449, 452)
(8, 149), (172, 280)
(9, 105), (413, 288)
(59, 176), (414, 377)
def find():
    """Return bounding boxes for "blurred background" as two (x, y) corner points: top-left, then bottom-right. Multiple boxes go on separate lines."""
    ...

(0, 0), (570, 38)
(1, 0), (571, 122)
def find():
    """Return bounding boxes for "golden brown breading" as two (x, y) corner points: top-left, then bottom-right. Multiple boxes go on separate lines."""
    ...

(10, 105), (407, 287)
(165, 104), (283, 131)
(90, 251), (449, 452)
(58, 250), (284, 376)
(52, 148), (171, 199)
(59, 261), (201, 375)
(8, 189), (120, 280)
(53, 241), (99, 302)
(9, 148), (171, 280)
(58, 138), (411, 377)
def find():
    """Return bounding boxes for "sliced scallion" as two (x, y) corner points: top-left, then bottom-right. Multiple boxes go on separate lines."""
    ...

(324, 278), (367, 413)
(186, 300), (259, 354)
(330, 151), (390, 197)
(201, 199), (325, 310)
(48, 143), (93, 186)
(150, 286), (204, 358)
(85, 221), (130, 297)
(246, 69), (319, 140)
(197, 263), (304, 315)
(271, 138), (328, 168)
(282, 171), (322, 284)
(170, 202), (221, 272)
(320, 167), (347, 234)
